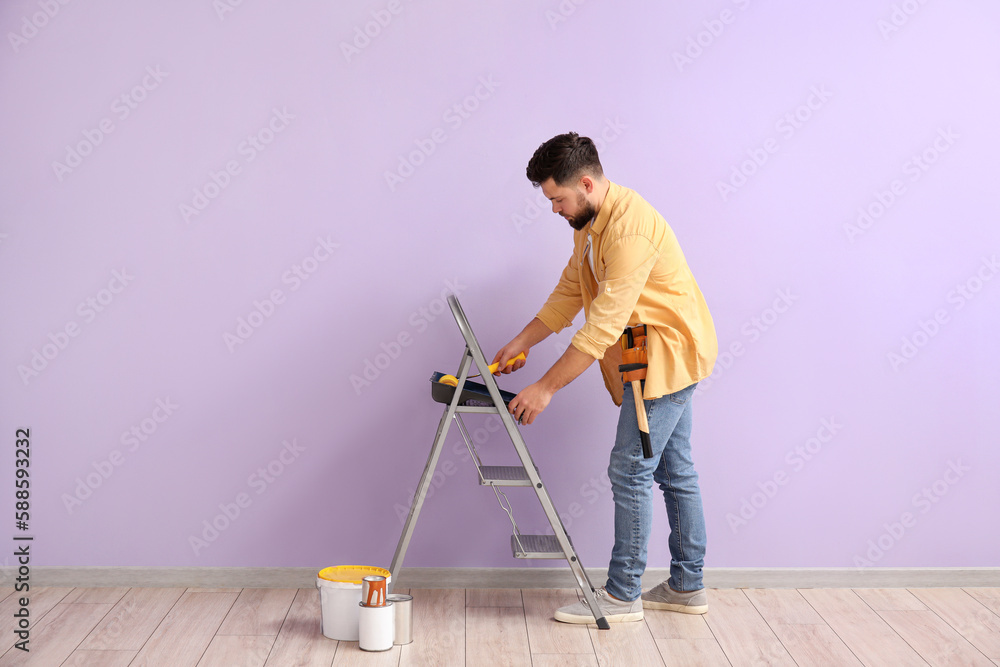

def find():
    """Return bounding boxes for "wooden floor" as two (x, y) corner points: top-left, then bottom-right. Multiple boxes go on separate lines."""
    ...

(2, 586), (999, 666)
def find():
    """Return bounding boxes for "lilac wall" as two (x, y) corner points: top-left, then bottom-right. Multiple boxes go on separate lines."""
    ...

(1, 1), (998, 571)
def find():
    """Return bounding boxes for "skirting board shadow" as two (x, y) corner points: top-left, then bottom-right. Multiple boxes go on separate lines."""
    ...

(16, 567), (1000, 589)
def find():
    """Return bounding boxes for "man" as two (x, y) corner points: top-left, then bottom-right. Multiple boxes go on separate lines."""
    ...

(492, 132), (718, 624)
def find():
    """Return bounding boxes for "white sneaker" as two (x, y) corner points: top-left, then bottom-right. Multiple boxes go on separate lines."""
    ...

(554, 587), (644, 624)
(641, 581), (708, 614)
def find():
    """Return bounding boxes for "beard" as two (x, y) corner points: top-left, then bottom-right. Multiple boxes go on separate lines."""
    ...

(563, 192), (597, 230)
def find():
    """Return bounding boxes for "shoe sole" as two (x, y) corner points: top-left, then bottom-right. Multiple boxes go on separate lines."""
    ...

(641, 600), (708, 614)
(554, 610), (644, 624)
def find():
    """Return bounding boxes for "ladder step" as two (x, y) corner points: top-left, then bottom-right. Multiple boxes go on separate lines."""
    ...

(511, 534), (566, 559)
(479, 465), (533, 486)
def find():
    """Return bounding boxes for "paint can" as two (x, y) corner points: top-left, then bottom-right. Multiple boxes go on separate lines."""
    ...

(362, 575), (387, 607)
(358, 600), (394, 651)
(387, 593), (413, 645)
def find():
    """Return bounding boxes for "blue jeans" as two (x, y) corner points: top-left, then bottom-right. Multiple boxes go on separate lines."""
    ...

(604, 381), (705, 602)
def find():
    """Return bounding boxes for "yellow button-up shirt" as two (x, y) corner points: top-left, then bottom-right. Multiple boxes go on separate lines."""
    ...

(536, 182), (718, 403)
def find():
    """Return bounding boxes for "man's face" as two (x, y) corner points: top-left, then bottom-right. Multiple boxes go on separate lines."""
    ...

(541, 178), (597, 231)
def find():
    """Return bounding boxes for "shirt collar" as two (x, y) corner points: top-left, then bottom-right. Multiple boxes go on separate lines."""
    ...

(590, 181), (619, 236)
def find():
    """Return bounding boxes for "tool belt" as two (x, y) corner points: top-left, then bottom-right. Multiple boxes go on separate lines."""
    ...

(618, 324), (648, 383)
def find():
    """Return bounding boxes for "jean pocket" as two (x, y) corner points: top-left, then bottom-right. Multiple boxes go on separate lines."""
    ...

(668, 382), (698, 405)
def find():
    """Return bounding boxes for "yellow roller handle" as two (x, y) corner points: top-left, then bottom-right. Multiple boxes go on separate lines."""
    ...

(439, 352), (526, 386)
(488, 351), (526, 374)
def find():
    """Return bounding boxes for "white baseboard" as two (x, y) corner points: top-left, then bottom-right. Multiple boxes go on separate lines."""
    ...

(15, 566), (1000, 589)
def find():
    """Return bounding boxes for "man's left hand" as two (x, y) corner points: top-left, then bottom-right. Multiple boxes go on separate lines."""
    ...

(508, 382), (554, 425)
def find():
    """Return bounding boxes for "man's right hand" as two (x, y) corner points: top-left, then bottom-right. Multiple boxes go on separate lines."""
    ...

(492, 318), (555, 375)
(492, 342), (529, 375)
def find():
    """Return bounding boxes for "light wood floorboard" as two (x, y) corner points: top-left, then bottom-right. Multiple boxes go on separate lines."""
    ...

(645, 605), (716, 639)
(745, 588), (826, 624)
(263, 588), (339, 667)
(466, 606), (531, 667)
(590, 619), (665, 667)
(80, 587), (186, 650)
(854, 588), (928, 611)
(876, 610), (993, 666)
(704, 588), (796, 666)
(62, 649), (138, 666)
(0, 602), (112, 667)
(965, 588), (1000, 615)
(1, 586), (997, 665)
(769, 623), (863, 667)
(0, 587), (73, 655)
(531, 654), (600, 667)
(800, 588), (928, 666)
(653, 637), (732, 666)
(398, 588), (464, 667)
(197, 635), (274, 667)
(911, 588), (1000, 662)
(129, 590), (239, 667)
(63, 588), (130, 604)
(466, 588), (523, 607)
(747, 588), (859, 666)
(332, 641), (400, 666)
(522, 588), (594, 654)
(217, 588), (297, 636)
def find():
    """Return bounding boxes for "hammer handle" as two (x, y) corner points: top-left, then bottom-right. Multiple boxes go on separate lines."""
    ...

(631, 380), (653, 458)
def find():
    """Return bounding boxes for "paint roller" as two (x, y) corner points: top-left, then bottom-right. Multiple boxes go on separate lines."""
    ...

(438, 352), (526, 387)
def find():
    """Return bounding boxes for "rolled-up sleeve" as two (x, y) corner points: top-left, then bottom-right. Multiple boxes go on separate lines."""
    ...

(536, 252), (584, 333)
(571, 234), (658, 359)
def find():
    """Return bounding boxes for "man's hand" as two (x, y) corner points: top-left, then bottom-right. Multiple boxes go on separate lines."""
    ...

(493, 321), (553, 375)
(507, 343), (596, 425)
(492, 342), (529, 375)
(508, 381), (554, 425)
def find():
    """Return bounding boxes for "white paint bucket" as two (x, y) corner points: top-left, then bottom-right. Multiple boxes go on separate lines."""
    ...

(316, 566), (391, 641)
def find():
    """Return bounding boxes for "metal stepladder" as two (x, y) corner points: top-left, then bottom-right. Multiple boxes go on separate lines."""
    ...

(388, 294), (610, 629)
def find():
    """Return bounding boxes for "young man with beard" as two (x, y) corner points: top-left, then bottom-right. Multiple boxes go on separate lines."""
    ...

(492, 132), (718, 623)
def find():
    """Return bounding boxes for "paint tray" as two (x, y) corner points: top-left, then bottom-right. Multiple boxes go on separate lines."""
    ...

(429, 372), (515, 407)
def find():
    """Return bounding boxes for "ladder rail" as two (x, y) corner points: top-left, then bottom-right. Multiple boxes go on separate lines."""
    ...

(388, 295), (609, 628)
(388, 348), (474, 590)
(448, 295), (583, 558)
(445, 295), (610, 629)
